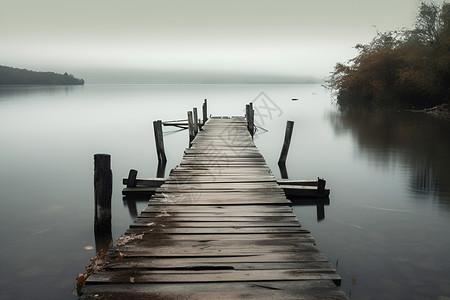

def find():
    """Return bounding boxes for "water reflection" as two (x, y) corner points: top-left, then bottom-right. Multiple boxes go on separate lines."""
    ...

(0, 85), (81, 99)
(328, 110), (450, 205)
(123, 199), (139, 219)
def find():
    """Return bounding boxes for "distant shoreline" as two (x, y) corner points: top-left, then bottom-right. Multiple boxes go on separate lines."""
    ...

(0, 65), (85, 85)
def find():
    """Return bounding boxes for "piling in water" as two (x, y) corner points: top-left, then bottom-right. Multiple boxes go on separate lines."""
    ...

(202, 99), (208, 126)
(94, 154), (112, 233)
(187, 111), (195, 147)
(246, 103), (255, 137)
(278, 120), (294, 165)
(153, 120), (167, 164)
(193, 107), (199, 135)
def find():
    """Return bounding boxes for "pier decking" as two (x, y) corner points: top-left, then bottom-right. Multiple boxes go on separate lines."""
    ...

(80, 117), (347, 299)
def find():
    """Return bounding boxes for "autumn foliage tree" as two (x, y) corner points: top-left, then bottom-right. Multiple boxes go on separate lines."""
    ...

(326, 2), (450, 110)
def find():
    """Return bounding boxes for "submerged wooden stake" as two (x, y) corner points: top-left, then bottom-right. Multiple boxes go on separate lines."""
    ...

(94, 154), (112, 232)
(278, 120), (294, 165)
(153, 120), (167, 164)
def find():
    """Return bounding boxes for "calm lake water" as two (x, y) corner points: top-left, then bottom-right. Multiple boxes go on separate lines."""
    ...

(0, 84), (449, 299)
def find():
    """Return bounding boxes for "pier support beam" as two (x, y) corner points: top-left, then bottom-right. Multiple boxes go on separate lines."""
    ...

(278, 120), (294, 165)
(153, 120), (167, 164)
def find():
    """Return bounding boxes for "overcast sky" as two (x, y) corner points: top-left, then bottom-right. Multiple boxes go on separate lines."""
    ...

(0, 0), (445, 83)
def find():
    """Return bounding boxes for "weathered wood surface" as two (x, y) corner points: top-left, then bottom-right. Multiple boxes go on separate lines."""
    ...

(81, 117), (346, 299)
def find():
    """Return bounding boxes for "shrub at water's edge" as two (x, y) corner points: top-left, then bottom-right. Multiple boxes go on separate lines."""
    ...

(0, 65), (85, 85)
(325, 2), (450, 111)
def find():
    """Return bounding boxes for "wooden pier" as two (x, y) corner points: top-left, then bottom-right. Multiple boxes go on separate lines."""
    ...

(80, 117), (347, 299)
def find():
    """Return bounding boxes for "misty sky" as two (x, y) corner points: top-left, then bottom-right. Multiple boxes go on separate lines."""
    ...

(1, 0), (445, 83)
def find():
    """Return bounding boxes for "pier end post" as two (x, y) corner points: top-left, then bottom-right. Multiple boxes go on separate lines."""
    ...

(94, 154), (112, 233)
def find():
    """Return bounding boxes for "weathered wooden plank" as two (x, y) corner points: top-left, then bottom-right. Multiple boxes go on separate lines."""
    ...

(113, 238), (317, 251)
(122, 177), (165, 187)
(142, 205), (294, 213)
(113, 245), (319, 257)
(141, 211), (295, 217)
(119, 233), (311, 241)
(128, 227), (309, 234)
(122, 187), (157, 196)
(136, 216), (299, 222)
(80, 281), (348, 300)
(106, 252), (329, 264)
(86, 269), (341, 284)
(105, 260), (334, 271)
(131, 220), (301, 228)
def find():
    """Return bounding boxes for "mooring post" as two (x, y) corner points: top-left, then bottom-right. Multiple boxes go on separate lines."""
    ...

(279, 163), (289, 179)
(278, 120), (294, 165)
(202, 99), (208, 126)
(153, 120), (167, 164)
(126, 169), (138, 188)
(318, 177), (326, 193)
(249, 103), (254, 137)
(157, 161), (167, 178)
(246, 104), (254, 137)
(193, 107), (199, 135)
(316, 202), (325, 222)
(187, 111), (195, 147)
(94, 154), (112, 233)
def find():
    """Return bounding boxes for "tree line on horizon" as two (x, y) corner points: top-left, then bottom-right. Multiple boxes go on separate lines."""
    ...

(326, 2), (450, 110)
(0, 65), (85, 85)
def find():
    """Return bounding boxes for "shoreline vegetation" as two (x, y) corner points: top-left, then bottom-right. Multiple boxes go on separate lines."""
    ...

(325, 2), (450, 116)
(0, 65), (85, 85)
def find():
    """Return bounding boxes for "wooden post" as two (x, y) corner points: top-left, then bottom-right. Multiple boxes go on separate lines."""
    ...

(318, 178), (326, 193)
(278, 120), (294, 165)
(126, 169), (138, 188)
(94, 154), (112, 232)
(249, 104), (254, 137)
(153, 120), (167, 164)
(193, 107), (199, 135)
(202, 99), (208, 126)
(187, 111), (195, 147)
(279, 163), (289, 179)
(316, 202), (325, 222)
(157, 162), (166, 178)
(246, 104), (254, 137)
